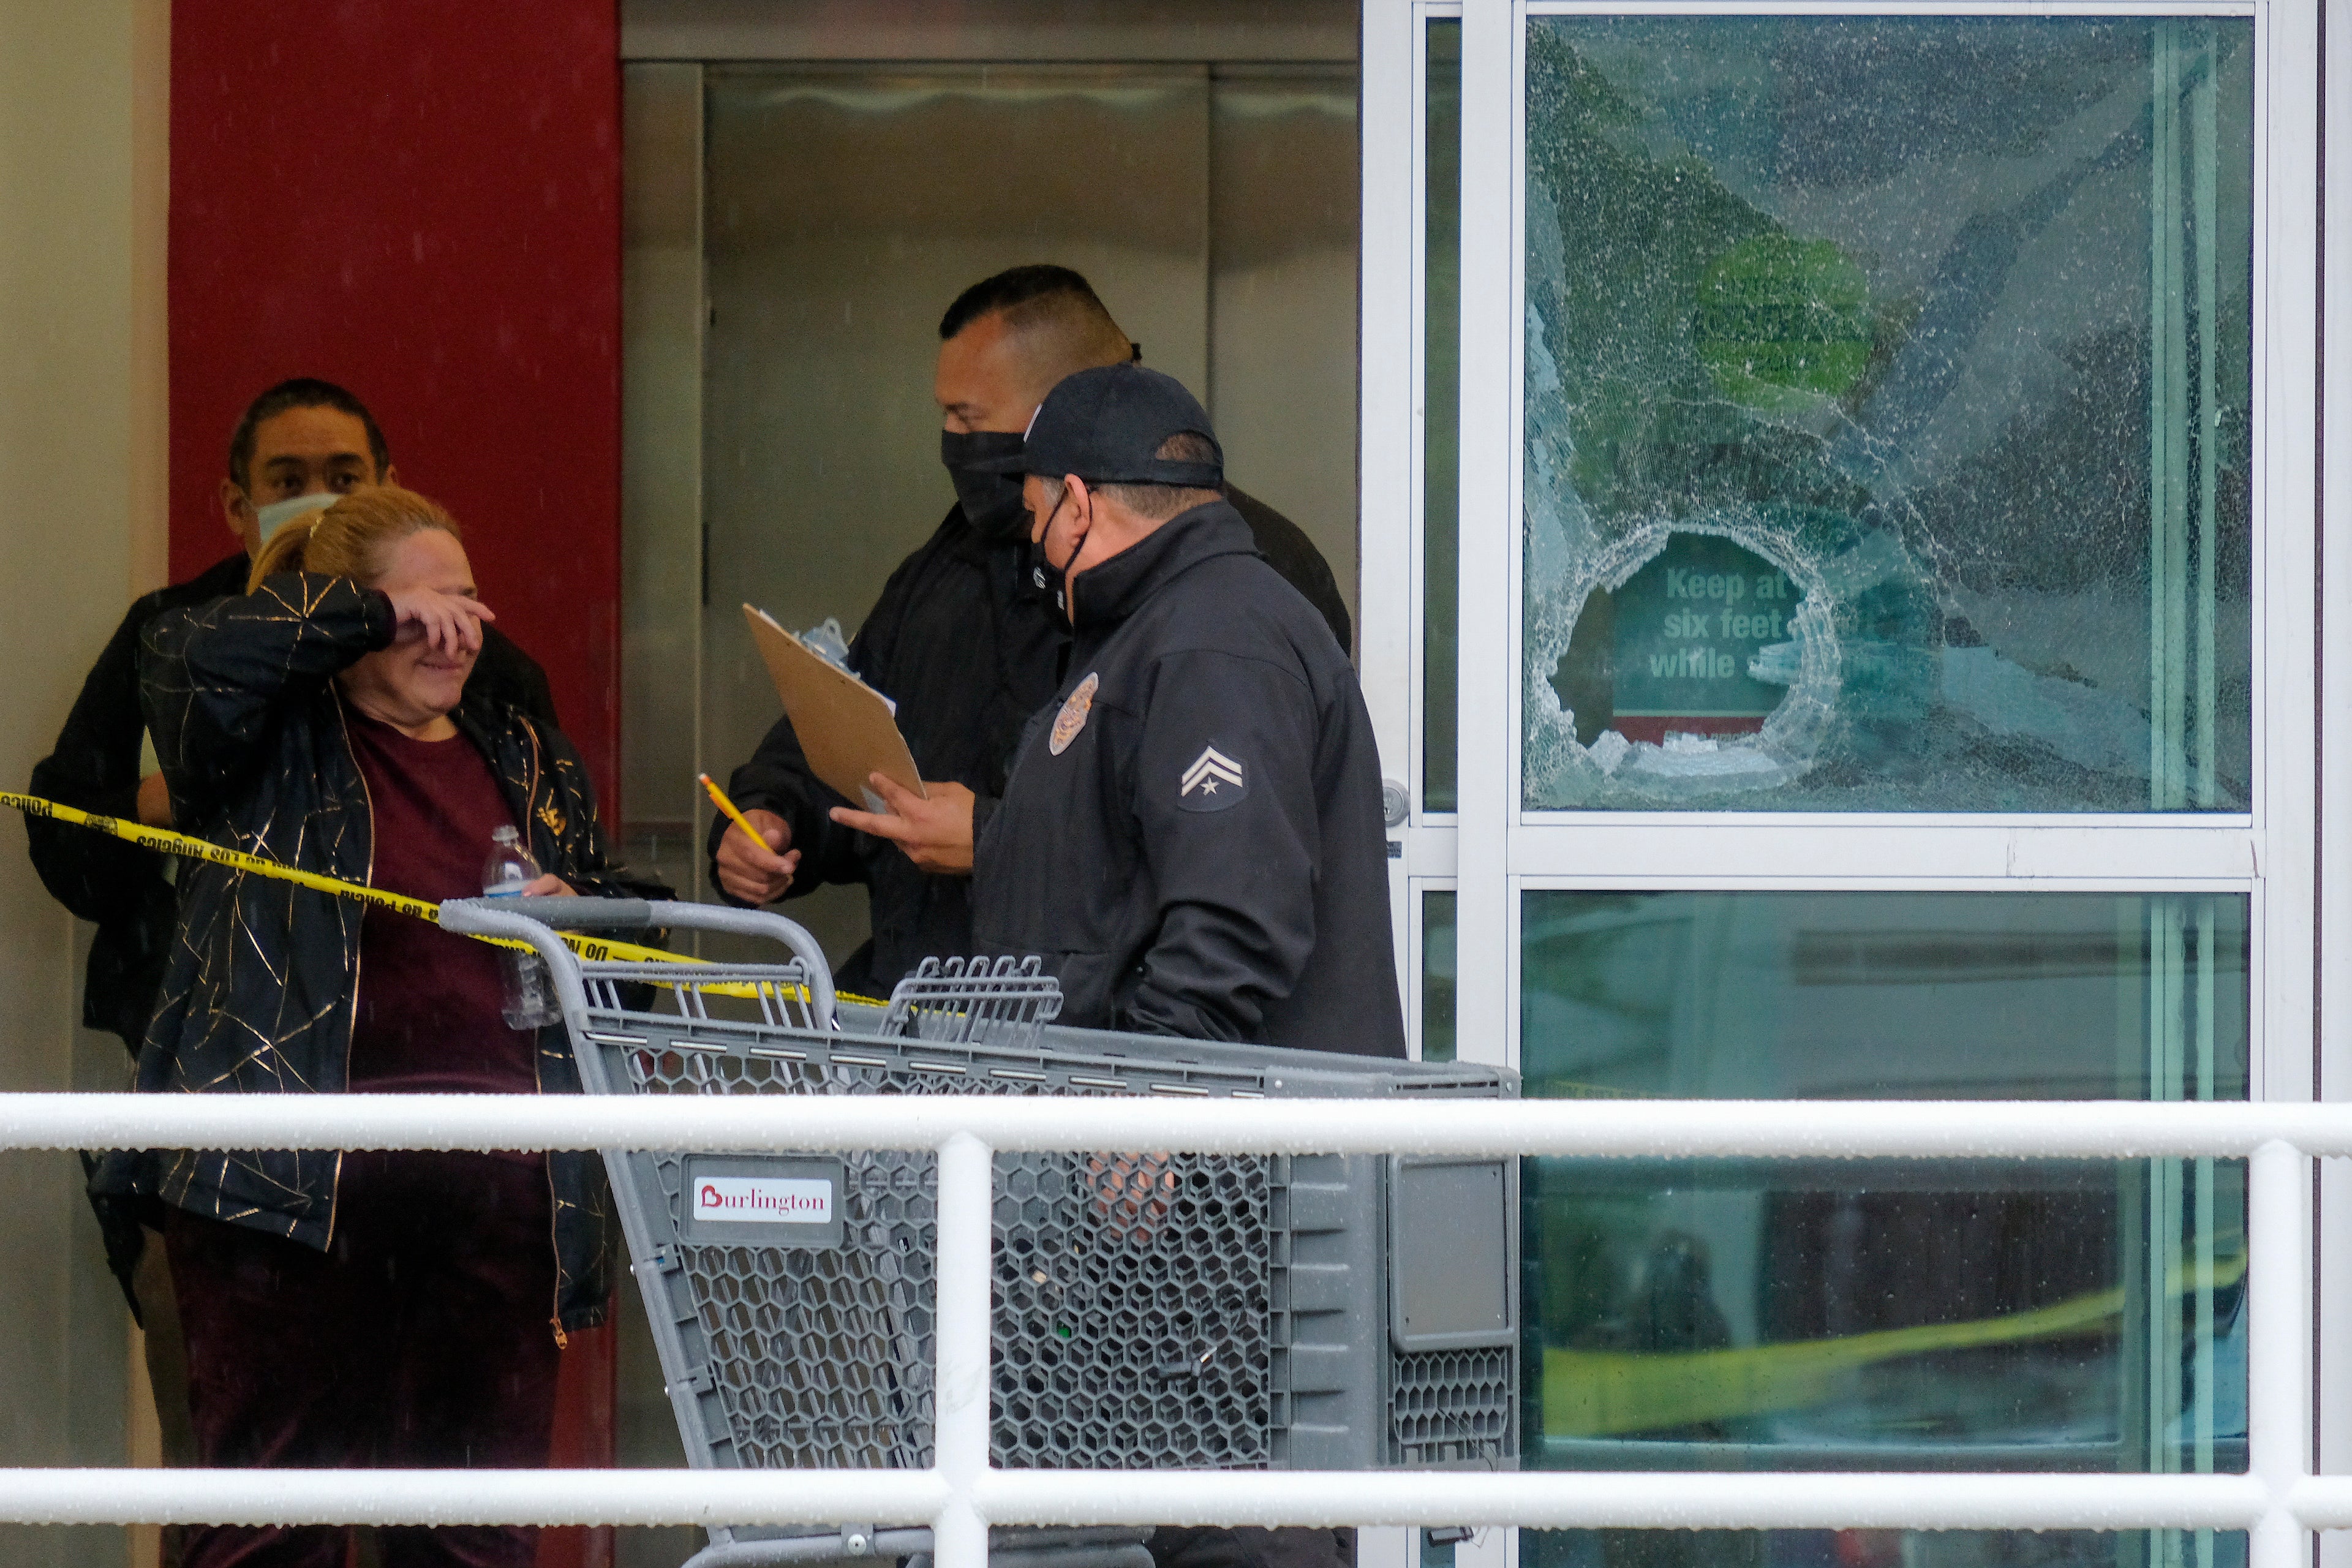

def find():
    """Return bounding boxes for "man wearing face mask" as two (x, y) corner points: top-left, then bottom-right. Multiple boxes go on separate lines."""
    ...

(977, 367), (1400, 1568)
(970, 363), (1403, 1057)
(24, 380), (564, 1445)
(710, 265), (1350, 998)
(29, 377), (560, 1055)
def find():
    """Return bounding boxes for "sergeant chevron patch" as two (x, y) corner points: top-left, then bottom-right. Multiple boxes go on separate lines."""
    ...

(1179, 744), (1246, 812)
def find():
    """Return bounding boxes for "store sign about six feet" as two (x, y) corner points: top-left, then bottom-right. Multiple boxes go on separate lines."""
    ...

(1607, 533), (1795, 743)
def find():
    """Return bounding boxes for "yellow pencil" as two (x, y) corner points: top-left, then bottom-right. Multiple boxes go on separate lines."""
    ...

(698, 772), (767, 847)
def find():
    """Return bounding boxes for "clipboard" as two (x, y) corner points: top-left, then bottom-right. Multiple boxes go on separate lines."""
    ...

(741, 604), (928, 814)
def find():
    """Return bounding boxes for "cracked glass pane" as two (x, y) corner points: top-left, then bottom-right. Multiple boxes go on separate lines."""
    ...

(1521, 18), (2252, 811)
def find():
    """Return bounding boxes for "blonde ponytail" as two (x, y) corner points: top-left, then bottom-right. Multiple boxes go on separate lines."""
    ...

(246, 486), (463, 593)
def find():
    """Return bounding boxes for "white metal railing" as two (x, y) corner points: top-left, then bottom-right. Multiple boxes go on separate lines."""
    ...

(0, 1092), (2334, 1567)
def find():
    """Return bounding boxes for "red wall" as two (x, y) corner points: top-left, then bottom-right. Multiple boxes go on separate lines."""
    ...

(169, 0), (624, 815)
(169, 9), (624, 1562)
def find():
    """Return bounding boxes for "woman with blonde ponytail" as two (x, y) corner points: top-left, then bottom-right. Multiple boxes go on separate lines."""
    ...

(240, 485), (497, 690)
(243, 481), (456, 581)
(96, 483), (655, 1568)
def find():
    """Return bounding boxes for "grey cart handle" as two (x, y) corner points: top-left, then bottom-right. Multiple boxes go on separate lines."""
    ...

(459, 895), (657, 930)
(440, 896), (837, 1029)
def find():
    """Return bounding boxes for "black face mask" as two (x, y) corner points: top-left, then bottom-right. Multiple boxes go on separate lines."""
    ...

(940, 430), (1030, 541)
(1030, 487), (1090, 628)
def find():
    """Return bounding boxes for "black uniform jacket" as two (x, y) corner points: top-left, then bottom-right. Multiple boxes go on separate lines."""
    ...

(971, 500), (1404, 1057)
(713, 484), (1350, 998)
(90, 573), (637, 1334)
(27, 550), (559, 1054)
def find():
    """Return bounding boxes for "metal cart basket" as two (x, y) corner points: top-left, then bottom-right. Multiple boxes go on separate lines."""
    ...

(442, 898), (1520, 1568)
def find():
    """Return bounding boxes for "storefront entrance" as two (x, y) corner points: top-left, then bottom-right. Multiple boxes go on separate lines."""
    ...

(1362, 7), (2313, 1568)
(617, 4), (2327, 1567)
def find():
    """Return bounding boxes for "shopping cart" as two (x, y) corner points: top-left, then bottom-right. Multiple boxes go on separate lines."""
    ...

(440, 897), (1520, 1568)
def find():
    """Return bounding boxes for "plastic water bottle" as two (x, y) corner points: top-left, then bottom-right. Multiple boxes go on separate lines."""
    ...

(483, 825), (559, 1029)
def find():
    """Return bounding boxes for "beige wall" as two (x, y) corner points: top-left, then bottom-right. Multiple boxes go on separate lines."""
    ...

(0, 1), (169, 1564)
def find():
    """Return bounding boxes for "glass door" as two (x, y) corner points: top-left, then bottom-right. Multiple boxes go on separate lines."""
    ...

(1357, 2), (2316, 1565)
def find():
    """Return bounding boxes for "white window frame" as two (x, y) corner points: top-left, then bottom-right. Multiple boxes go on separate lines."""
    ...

(1357, 0), (2324, 1123)
(2320, 0), (2352, 1532)
(1358, 0), (2329, 1544)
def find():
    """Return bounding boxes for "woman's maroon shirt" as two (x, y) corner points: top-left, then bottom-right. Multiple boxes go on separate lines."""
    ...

(343, 711), (538, 1096)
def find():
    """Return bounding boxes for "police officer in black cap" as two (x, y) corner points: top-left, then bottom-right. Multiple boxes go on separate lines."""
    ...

(847, 361), (1395, 1568)
(839, 362), (1404, 1061)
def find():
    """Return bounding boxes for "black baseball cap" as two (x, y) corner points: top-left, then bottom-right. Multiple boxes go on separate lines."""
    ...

(1022, 364), (1224, 488)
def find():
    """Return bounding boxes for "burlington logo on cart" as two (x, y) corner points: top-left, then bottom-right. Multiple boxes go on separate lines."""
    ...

(693, 1176), (833, 1224)
(680, 1156), (846, 1247)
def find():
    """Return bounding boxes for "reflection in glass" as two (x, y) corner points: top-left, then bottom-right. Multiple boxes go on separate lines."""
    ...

(1424, 18), (1461, 811)
(1524, 1531), (2244, 1568)
(1422, 889), (1457, 1062)
(1520, 892), (2247, 1491)
(1521, 19), (2253, 810)
(1211, 64), (1364, 622)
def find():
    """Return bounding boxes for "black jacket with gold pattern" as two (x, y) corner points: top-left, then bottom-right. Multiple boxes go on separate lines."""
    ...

(94, 572), (638, 1333)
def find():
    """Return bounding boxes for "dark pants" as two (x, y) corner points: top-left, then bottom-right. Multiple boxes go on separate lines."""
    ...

(134, 1223), (198, 1568)
(1148, 1528), (1355, 1568)
(164, 1151), (562, 1568)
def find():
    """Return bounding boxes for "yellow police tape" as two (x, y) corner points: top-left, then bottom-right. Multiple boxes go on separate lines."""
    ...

(0, 789), (810, 1001)
(9, 791), (2247, 1435)
(1545, 1248), (2248, 1437)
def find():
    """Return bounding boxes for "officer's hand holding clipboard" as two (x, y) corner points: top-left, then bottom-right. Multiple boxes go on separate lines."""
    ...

(740, 605), (978, 874)
(741, 604), (927, 815)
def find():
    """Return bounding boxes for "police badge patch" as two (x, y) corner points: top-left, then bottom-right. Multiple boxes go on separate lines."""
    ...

(1178, 744), (1246, 812)
(1049, 671), (1099, 756)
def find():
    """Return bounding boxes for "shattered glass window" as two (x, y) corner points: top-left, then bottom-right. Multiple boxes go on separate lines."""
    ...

(1522, 18), (2253, 811)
